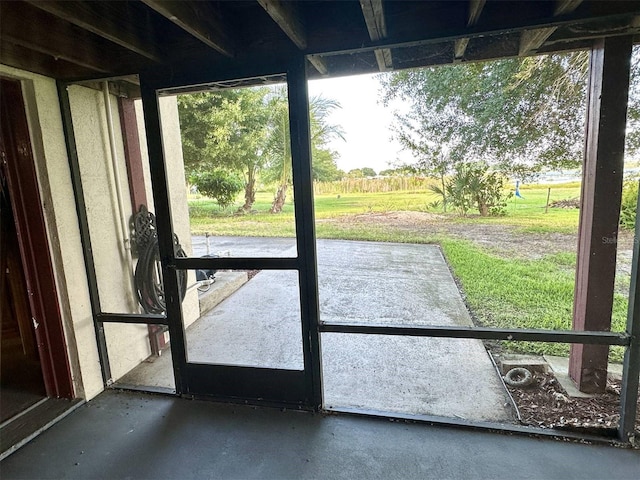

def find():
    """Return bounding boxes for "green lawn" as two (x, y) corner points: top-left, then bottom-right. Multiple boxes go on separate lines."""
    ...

(187, 183), (628, 362)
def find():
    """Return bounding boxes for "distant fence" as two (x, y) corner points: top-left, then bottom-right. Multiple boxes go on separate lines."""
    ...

(313, 176), (436, 195)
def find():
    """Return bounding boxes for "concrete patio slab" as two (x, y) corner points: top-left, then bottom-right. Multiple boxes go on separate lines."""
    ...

(117, 237), (514, 423)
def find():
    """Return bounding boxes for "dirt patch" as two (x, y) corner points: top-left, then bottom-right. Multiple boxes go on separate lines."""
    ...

(321, 211), (635, 281)
(505, 370), (639, 438)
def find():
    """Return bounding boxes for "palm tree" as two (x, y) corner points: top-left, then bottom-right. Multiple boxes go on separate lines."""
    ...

(264, 89), (345, 213)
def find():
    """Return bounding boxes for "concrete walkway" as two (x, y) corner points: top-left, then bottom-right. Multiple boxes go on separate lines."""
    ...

(119, 237), (513, 423)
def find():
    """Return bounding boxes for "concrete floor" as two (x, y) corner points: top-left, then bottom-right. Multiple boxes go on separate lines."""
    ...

(119, 238), (513, 422)
(1, 390), (639, 480)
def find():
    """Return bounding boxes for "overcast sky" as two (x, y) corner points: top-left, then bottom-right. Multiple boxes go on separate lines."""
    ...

(307, 73), (412, 174)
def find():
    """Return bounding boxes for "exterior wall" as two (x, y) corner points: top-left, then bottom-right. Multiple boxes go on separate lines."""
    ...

(0, 65), (102, 399)
(0, 65), (200, 396)
(67, 85), (149, 382)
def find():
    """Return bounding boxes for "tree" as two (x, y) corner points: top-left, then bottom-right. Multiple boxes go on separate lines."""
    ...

(361, 167), (377, 177)
(382, 49), (640, 178)
(263, 90), (345, 213)
(432, 162), (512, 216)
(177, 88), (271, 212)
(191, 170), (244, 209)
(380, 52), (591, 179)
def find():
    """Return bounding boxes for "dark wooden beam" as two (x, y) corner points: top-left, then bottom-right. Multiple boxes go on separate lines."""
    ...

(118, 98), (147, 211)
(257, 0), (328, 75)
(141, 0), (235, 58)
(1, 3), (110, 73)
(26, 1), (164, 63)
(468, 0), (487, 27)
(359, 0), (392, 71)
(555, 0), (584, 16)
(0, 41), (97, 80)
(455, 0), (486, 60)
(454, 38), (470, 60)
(258, 0), (307, 48)
(519, 0), (583, 56)
(519, 27), (558, 55)
(570, 36), (633, 394)
(307, 57), (329, 76)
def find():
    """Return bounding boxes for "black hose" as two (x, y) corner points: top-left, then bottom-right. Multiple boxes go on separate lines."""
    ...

(134, 234), (187, 314)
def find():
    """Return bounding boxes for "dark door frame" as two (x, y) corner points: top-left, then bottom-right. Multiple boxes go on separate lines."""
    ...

(138, 57), (322, 407)
(0, 77), (74, 399)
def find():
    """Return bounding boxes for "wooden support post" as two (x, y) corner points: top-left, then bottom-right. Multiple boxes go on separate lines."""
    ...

(570, 36), (632, 393)
(118, 98), (147, 211)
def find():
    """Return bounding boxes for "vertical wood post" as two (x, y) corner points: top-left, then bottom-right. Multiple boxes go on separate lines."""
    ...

(118, 98), (148, 210)
(570, 36), (632, 393)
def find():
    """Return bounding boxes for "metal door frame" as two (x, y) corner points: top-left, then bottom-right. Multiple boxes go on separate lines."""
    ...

(136, 56), (321, 407)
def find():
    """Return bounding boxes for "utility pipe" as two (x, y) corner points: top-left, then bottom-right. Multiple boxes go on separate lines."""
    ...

(103, 82), (138, 310)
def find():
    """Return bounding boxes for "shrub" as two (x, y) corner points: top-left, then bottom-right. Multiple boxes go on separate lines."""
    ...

(620, 179), (639, 230)
(192, 170), (244, 209)
(445, 163), (512, 216)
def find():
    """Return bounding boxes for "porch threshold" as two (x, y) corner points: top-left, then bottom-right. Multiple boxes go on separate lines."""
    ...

(0, 397), (84, 461)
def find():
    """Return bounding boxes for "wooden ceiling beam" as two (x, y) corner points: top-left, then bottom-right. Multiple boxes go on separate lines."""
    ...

(455, 0), (486, 60)
(257, 0), (328, 75)
(258, 0), (307, 49)
(467, 0), (487, 27)
(519, 0), (584, 56)
(359, 0), (392, 71)
(0, 3), (135, 74)
(25, 1), (164, 63)
(0, 41), (98, 79)
(555, 0), (584, 16)
(141, 0), (235, 58)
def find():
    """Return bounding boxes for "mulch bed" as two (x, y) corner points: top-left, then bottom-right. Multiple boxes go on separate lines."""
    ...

(506, 371), (640, 436)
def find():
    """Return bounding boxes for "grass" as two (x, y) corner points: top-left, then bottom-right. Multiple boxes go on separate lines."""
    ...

(186, 183), (628, 362)
(440, 239), (626, 362)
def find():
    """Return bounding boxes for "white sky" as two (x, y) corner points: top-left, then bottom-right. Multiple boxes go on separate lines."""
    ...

(307, 73), (412, 174)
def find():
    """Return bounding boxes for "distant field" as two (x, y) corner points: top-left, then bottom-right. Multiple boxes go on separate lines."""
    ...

(187, 182), (582, 236)
(185, 181), (629, 362)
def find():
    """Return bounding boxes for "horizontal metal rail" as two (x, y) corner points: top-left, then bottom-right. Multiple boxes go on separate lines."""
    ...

(320, 323), (630, 345)
(97, 313), (168, 325)
(173, 256), (299, 271)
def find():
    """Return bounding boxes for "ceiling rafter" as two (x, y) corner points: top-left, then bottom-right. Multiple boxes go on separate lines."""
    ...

(359, 0), (392, 72)
(25, 1), (164, 63)
(0, 2), (141, 74)
(467, 0), (487, 27)
(141, 0), (235, 58)
(454, 0), (486, 60)
(519, 0), (584, 56)
(257, 0), (328, 75)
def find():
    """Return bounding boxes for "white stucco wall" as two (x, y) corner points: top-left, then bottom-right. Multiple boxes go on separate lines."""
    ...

(67, 90), (199, 383)
(0, 65), (103, 399)
(67, 85), (151, 382)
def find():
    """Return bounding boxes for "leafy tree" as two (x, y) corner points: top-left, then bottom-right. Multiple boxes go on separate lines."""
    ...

(361, 167), (377, 177)
(191, 170), (244, 209)
(620, 179), (639, 230)
(177, 88), (271, 212)
(347, 168), (364, 178)
(380, 52), (591, 179)
(381, 49), (640, 180)
(312, 149), (345, 181)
